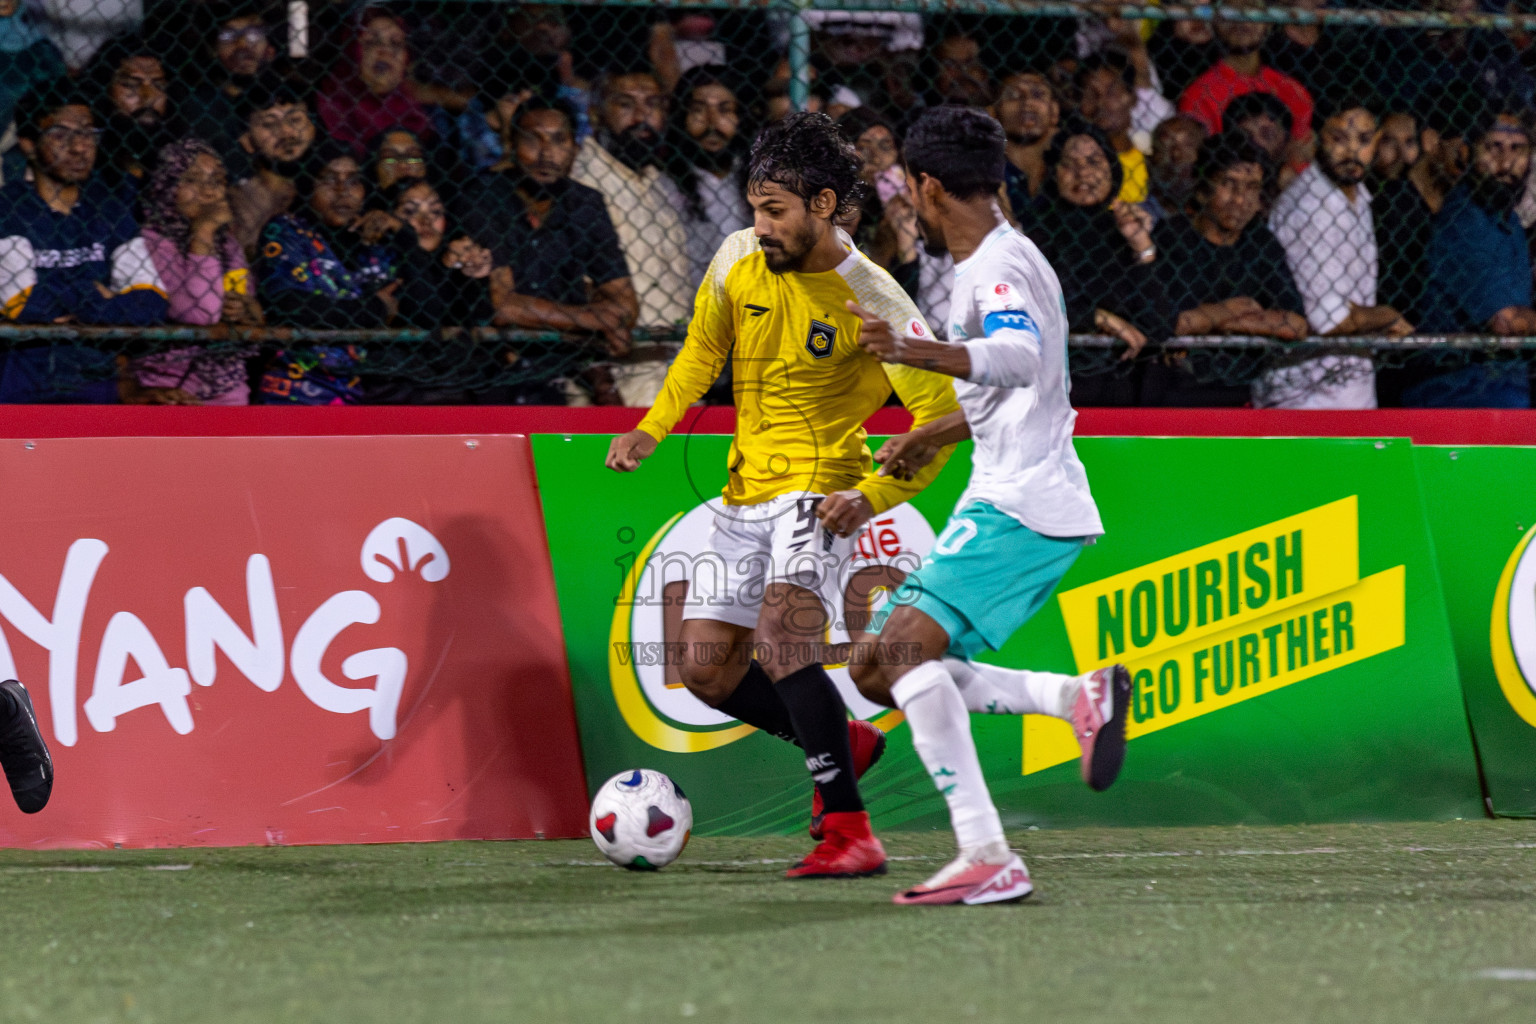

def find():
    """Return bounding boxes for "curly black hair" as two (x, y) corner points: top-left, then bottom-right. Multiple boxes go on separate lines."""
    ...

(747, 110), (864, 219)
(903, 105), (1007, 201)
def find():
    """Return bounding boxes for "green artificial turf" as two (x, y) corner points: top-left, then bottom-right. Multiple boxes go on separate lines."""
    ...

(1, 821), (1534, 1023)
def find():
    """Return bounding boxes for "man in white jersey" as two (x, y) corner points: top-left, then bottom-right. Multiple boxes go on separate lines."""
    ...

(846, 106), (1131, 906)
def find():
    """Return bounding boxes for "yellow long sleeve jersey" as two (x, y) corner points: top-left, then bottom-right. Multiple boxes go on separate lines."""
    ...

(637, 229), (960, 513)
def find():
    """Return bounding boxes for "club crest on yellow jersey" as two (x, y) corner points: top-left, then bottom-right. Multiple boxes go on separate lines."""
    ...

(805, 319), (837, 359)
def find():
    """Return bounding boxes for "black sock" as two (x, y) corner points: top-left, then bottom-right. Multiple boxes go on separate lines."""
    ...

(715, 660), (798, 744)
(776, 663), (863, 814)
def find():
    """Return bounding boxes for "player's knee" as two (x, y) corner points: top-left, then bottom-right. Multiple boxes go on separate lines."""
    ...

(678, 660), (734, 707)
(850, 655), (894, 707)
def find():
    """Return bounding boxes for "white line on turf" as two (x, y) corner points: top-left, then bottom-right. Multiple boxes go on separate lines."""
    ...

(1476, 969), (1536, 981)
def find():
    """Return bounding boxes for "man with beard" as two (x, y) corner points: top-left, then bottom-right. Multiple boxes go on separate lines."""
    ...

(1145, 114), (1205, 222)
(85, 33), (176, 197)
(230, 75), (316, 259)
(666, 65), (751, 288)
(1372, 85), (1483, 339)
(604, 112), (960, 879)
(1264, 93), (1411, 409)
(1178, 0), (1312, 167)
(991, 69), (1058, 225)
(184, 2), (279, 175)
(1413, 111), (1535, 407)
(571, 69), (690, 333)
(0, 83), (167, 402)
(454, 96), (636, 373)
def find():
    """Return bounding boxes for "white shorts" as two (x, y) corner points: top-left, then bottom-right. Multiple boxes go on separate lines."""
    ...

(681, 493), (859, 630)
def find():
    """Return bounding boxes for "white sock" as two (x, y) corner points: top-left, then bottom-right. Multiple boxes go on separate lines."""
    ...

(890, 661), (1004, 850)
(944, 658), (1082, 720)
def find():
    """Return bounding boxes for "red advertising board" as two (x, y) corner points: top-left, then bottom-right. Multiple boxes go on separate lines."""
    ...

(0, 434), (589, 848)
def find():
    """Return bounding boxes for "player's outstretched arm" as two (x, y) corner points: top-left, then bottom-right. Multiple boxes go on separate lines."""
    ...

(847, 301), (973, 379)
(605, 429), (659, 473)
(875, 410), (971, 482)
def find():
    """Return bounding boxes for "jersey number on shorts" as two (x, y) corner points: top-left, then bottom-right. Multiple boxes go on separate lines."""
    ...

(933, 517), (978, 556)
(788, 497), (830, 553)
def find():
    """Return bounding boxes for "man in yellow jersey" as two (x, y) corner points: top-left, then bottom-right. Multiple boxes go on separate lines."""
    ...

(605, 112), (959, 879)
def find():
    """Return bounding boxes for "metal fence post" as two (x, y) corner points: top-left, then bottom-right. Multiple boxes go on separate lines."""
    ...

(788, 0), (811, 111)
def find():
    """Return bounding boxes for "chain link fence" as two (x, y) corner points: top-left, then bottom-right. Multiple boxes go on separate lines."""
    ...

(3, 0), (1536, 406)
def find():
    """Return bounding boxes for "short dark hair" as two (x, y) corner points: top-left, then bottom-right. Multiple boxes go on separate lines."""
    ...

(298, 138), (358, 199)
(1468, 105), (1533, 148)
(513, 94), (579, 137)
(1418, 81), (1485, 141)
(903, 105), (1007, 200)
(747, 111), (864, 218)
(835, 106), (896, 148)
(13, 81), (93, 142)
(240, 72), (309, 124)
(1313, 89), (1381, 135)
(1076, 51), (1135, 95)
(1223, 90), (1293, 138)
(1195, 130), (1273, 191)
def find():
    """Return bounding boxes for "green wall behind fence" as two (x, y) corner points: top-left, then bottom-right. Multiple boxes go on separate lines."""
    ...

(537, 435), (1488, 834)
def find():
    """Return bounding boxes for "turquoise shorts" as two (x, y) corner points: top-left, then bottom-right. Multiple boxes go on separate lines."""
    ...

(871, 501), (1087, 659)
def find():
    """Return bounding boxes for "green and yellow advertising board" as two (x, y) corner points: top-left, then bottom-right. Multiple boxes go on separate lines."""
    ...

(536, 434), (1485, 833)
(1416, 445), (1536, 816)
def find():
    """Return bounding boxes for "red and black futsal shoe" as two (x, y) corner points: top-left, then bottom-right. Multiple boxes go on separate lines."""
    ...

(785, 810), (888, 879)
(809, 719), (887, 840)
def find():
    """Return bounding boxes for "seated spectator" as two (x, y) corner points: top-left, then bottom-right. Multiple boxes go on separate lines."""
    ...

(369, 126), (428, 196)
(992, 69), (1059, 223)
(1415, 111), (1535, 407)
(1146, 114), (1205, 222)
(572, 69), (690, 337)
(257, 140), (398, 330)
(928, 31), (993, 108)
(391, 179), (495, 329)
(666, 65), (751, 289)
(835, 108), (918, 277)
(0, 83), (166, 403)
(1179, 0), (1313, 166)
(257, 142), (402, 404)
(1160, 132), (1306, 339)
(183, 2), (278, 174)
(1373, 105), (1450, 330)
(230, 74), (315, 259)
(1265, 93), (1410, 410)
(1076, 52), (1148, 203)
(1148, 16), (1219, 109)
(454, 96), (638, 401)
(317, 7), (434, 160)
(84, 33), (176, 196)
(1078, 17), (1176, 149)
(128, 137), (261, 405)
(0, 0), (67, 183)
(1222, 90), (1294, 193)
(1026, 119), (1163, 361)
(1370, 110), (1420, 187)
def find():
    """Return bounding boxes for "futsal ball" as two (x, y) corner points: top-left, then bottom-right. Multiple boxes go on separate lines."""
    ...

(589, 768), (693, 870)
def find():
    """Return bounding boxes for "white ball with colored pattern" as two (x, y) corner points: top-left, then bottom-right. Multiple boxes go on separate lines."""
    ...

(589, 769), (693, 870)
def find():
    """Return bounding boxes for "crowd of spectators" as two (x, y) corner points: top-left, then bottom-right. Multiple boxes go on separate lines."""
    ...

(2, 0), (1536, 408)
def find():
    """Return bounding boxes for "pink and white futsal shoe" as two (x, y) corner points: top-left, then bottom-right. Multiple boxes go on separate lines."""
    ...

(892, 849), (1034, 906)
(1072, 664), (1131, 792)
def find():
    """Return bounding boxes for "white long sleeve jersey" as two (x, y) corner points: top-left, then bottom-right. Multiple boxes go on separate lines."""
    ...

(944, 223), (1103, 539)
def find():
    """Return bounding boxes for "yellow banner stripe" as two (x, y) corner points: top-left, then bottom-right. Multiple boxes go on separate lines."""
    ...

(1025, 564), (1405, 774)
(1057, 496), (1359, 671)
